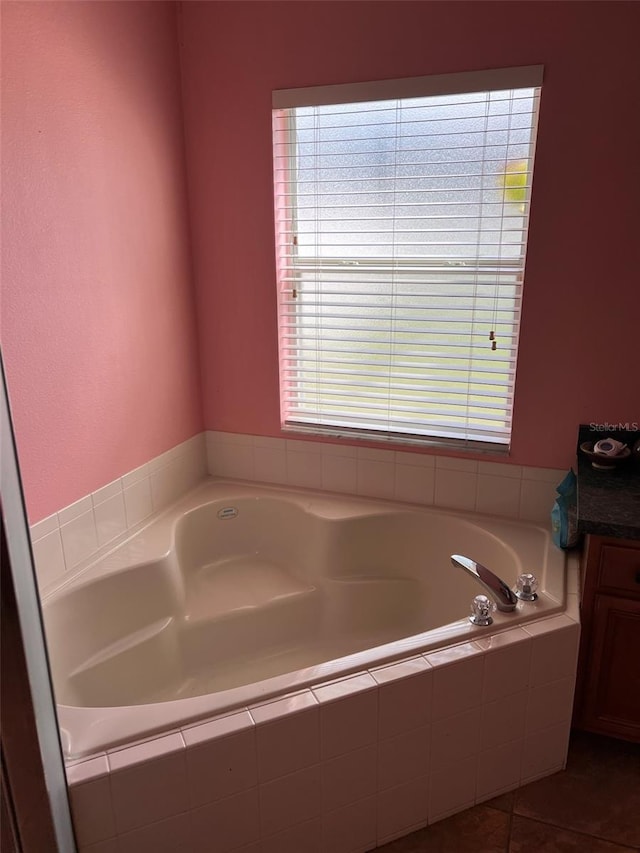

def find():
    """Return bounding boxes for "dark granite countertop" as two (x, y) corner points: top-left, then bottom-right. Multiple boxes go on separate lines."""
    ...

(576, 425), (640, 541)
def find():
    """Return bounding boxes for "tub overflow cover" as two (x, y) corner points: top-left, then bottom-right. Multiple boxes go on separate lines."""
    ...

(217, 507), (239, 520)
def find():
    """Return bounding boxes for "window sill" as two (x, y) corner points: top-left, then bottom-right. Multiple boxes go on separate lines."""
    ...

(281, 422), (510, 458)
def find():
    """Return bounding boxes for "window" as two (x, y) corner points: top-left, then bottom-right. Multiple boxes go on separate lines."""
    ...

(272, 66), (542, 450)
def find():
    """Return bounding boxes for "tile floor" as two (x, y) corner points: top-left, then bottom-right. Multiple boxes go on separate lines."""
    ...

(376, 730), (640, 852)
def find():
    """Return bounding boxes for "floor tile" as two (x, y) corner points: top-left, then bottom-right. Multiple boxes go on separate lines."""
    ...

(509, 815), (594, 851)
(376, 805), (509, 852)
(513, 732), (640, 848)
(589, 841), (639, 852)
(376, 730), (640, 851)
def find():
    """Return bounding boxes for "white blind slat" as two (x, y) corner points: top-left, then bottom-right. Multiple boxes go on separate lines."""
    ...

(280, 333), (518, 346)
(284, 360), (516, 379)
(284, 373), (513, 391)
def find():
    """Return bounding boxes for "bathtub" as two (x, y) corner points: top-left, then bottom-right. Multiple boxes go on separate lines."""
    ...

(43, 478), (571, 761)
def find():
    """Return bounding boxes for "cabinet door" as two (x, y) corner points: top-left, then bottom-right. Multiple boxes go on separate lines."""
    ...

(581, 594), (640, 742)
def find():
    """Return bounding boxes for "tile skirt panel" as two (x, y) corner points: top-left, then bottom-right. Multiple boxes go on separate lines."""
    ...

(68, 615), (578, 852)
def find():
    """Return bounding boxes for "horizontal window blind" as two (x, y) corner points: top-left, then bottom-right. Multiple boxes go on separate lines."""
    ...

(272, 67), (542, 447)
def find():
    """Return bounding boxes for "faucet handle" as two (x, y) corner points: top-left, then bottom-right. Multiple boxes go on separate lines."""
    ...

(470, 594), (496, 626)
(515, 573), (539, 601)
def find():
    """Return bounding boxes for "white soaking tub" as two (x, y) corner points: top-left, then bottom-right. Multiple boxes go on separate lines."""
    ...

(43, 479), (568, 759)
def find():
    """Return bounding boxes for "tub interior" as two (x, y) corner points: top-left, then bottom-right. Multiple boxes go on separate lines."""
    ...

(44, 490), (555, 712)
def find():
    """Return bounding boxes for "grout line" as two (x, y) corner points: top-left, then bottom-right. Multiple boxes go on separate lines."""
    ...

(507, 811), (632, 850)
(507, 806), (514, 851)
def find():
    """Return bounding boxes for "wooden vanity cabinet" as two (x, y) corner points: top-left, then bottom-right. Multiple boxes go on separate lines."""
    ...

(575, 535), (640, 742)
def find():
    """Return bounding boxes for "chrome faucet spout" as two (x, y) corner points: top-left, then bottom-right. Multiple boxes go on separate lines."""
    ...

(451, 554), (518, 612)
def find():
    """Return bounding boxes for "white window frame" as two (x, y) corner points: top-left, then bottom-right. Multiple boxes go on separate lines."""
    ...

(272, 66), (543, 453)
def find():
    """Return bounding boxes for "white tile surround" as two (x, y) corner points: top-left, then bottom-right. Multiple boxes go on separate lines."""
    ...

(67, 618), (580, 853)
(29, 434), (207, 593)
(206, 431), (566, 524)
(31, 430), (579, 852)
(30, 430), (566, 594)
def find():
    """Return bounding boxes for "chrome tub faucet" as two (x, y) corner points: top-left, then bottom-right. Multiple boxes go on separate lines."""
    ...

(451, 554), (518, 612)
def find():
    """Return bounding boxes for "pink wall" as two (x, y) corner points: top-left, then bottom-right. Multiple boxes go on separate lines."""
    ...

(179, 0), (639, 470)
(1, 1), (203, 522)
